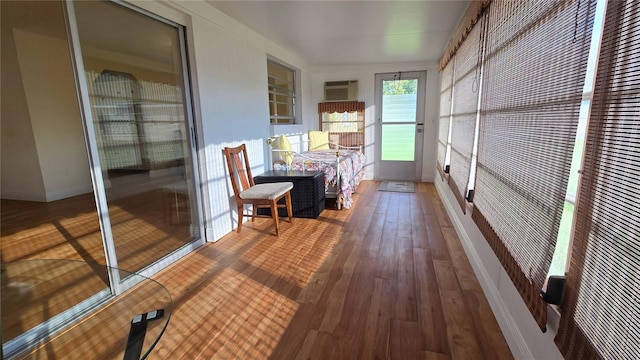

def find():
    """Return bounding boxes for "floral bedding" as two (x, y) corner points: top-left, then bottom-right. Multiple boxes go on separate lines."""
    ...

(273, 149), (365, 208)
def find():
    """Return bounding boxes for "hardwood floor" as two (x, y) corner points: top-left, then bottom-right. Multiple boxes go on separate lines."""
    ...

(149, 180), (512, 359)
(4, 180), (513, 359)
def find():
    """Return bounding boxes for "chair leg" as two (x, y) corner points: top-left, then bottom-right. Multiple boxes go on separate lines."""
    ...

(251, 204), (256, 222)
(236, 204), (243, 233)
(271, 199), (280, 236)
(285, 192), (293, 223)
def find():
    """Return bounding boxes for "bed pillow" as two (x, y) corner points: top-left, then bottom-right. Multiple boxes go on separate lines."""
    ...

(279, 135), (294, 165)
(309, 131), (330, 151)
(270, 135), (293, 164)
(271, 136), (283, 162)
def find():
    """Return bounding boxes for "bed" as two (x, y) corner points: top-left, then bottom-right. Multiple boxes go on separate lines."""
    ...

(267, 134), (365, 209)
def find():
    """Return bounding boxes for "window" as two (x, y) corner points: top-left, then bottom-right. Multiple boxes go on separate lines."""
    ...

(267, 59), (296, 124)
(549, 2), (606, 277)
(318, 101), (364, 149)
(548, 102), (590, 276)
(439, 1), (640, 356)
(437, 60), (454, 178)
(472, 0), (595, 331)
(438, 0), (596, 332)
(447, 11), (486, 213)
(556, 1), (640, 358)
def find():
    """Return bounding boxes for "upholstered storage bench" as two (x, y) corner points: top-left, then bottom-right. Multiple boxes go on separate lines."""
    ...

(254, 170), (325, 218)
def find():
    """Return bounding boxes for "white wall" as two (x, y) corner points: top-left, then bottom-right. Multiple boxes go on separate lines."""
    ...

(434, 177), (564, 360)
(310, 63), (440, 182)
(133, 0), (315, 242)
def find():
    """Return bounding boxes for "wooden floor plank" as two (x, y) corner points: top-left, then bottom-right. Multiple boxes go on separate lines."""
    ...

(360, 277), (384, 360)
(461, 289), (514, 360)
(413, 248), (451, 354)
(434, 259), (486, 360)
(389, 319), (423, 359)
(441, 227), (480, 291)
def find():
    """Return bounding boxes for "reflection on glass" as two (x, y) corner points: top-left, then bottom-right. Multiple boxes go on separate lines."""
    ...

(2, 260), (171, 359)
(1, 0), (109, 353)
(381, 79), (418, 161)
(74, 1), (199, 273)
(382, 79), (418, 123)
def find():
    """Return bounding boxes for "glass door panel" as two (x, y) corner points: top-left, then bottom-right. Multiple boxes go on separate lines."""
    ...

(72, 1), (201, 273)
(381, 80), (418, 162)
(381, 123), (416, 161)
(1, 1), (110, 356)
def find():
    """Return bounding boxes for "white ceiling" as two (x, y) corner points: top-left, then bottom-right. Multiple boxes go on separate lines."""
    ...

(206, 1), (469, 67)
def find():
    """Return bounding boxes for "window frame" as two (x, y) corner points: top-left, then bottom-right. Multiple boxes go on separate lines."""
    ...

(267, 57), (299, 125)
(548, 0), (607, 278)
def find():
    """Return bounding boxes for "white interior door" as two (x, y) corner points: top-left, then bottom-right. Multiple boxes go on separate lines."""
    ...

(374, 71), (426, 181)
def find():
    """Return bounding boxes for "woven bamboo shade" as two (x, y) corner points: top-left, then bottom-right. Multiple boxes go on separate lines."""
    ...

(556, 1), (640, 358)
(471, 0), (595, 331)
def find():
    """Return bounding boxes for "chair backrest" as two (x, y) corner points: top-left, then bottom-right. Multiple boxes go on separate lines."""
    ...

(223, 144), (255, 197)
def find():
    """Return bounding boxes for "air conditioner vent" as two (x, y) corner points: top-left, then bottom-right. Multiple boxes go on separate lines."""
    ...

(324, 80), (358, 101)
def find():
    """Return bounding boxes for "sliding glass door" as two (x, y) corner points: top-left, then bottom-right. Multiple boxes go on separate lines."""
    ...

(2, 1), (203, 356)
(68, 0), (203, 274)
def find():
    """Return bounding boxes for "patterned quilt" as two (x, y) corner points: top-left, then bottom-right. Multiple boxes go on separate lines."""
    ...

(273, 150), (365, 208)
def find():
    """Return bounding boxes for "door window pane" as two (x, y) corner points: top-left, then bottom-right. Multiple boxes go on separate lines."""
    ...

(381, 79), (418, 161)
(381, 124), (416, 161)
(74, 1), (200, 273)
(382, 80), (418, 123)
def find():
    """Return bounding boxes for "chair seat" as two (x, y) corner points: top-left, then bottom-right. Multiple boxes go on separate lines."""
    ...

(239, 182), (293, 200)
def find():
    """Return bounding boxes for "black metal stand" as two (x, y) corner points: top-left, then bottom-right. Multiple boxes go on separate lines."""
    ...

(123, 309), (164, 360)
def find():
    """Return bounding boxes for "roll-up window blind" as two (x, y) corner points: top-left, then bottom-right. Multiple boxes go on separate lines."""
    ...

(439, 0), (491, 71)
(556, 1), (640, 358)
(437, 61), (454, 179)
(471, 0), (595, 330)
(448, 12), (485, 213)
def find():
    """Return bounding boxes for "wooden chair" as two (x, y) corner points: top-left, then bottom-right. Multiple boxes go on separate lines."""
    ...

(223, 144), (293, 236)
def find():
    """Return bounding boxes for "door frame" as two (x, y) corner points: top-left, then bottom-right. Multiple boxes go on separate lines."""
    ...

(374, 71), (426, 181)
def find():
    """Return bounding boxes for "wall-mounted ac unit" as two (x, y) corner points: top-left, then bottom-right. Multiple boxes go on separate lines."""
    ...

(324, 80), (358, 101)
